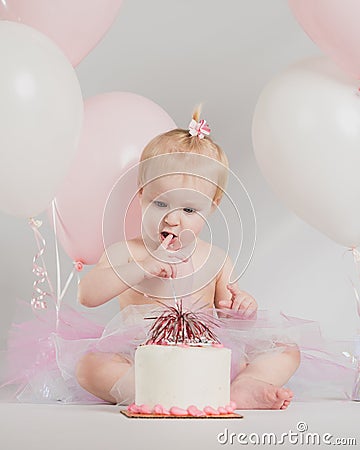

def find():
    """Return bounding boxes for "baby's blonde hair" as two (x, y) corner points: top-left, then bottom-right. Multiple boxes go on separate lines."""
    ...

(137, 106), (229, 204)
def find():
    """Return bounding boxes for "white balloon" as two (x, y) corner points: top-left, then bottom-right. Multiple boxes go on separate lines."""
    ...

(252, 56), (360, 248)
(0, 21), (83, 218)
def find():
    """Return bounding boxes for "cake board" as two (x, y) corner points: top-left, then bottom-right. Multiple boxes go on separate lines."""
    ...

(121, 410), (244, 419)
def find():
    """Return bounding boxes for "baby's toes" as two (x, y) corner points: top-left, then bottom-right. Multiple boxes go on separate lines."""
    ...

(283, 388), (294, 399)
(278, 388), (293, 410)
(277, 388), (289, 400)
(272, 388), (290, 409)
(280, 400), (290, 410)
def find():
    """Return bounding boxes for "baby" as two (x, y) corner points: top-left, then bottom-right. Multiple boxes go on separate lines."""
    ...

(76, 108), (300, 410)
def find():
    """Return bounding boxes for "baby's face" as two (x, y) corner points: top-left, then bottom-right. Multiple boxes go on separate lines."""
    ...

(139, 174), (218, 249)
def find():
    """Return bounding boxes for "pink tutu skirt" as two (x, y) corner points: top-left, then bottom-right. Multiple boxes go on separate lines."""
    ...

(1, 300), (358, 404)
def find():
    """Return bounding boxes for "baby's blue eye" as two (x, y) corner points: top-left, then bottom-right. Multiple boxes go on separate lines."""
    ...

(154, 200), (167, 208)
(183, 207), (196, 214)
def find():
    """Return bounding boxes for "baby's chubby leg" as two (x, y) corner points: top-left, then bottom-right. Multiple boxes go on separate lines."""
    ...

(76, 352), (134, 404)
(231, 344), (300, 410)
(241, 343), (301, 386)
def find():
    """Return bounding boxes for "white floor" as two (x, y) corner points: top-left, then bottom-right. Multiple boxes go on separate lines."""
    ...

(0, 399), (358, 450)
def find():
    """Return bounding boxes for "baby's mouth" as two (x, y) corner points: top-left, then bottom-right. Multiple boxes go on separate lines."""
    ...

(161, 231), (177, 238)
(160, 231), (178, 243)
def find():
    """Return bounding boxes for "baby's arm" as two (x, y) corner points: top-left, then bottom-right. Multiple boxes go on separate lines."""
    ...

(78, 241), (145, 308)
(214, 254), (257, 318)
(78, 234), (180, 308)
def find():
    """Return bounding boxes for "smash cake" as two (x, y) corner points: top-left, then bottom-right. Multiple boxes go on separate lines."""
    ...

(126, 300), (237, 417)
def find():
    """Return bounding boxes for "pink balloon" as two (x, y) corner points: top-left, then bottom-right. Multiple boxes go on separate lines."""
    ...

(0, 0), (123, 66)
(288, 0), (360, 79)
(52, 92), (176, 265)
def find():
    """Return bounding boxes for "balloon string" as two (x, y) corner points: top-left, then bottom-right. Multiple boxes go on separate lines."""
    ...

(169, 276), (179, 309)
(59, 267), (76, 302)
(28, 218), (56, 310)
(343, 248), (360, 401)
(51, 199), (61, 304)
(51, 199), (63, 332)
(349, 248), (360, 320)
(51, 200), (85, 307)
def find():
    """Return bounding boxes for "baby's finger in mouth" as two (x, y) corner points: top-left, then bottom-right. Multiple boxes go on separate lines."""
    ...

(161, 233), (173, 248)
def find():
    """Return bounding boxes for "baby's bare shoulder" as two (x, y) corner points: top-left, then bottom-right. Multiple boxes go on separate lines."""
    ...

(197, 239), (226, 258)
(98, 237), (145, 267)
(194, 239), (227, 275)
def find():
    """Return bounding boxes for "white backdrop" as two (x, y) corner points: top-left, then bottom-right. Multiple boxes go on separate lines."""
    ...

(1, 0), (358, 352)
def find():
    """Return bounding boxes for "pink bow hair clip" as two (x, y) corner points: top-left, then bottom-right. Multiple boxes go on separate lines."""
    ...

(188, 119), (211, 139)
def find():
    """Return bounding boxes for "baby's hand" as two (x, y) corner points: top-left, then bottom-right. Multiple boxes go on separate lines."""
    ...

(140, 234), (189, 280)
(218, 284), (258, 319)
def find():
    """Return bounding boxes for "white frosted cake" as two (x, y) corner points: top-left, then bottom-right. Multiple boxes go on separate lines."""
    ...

(127, 301), (236, 417)
(135, 344), (231, 409)
(129, 344), (233, 416)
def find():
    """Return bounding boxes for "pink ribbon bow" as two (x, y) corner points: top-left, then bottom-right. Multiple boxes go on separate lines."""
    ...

(188, 119), (211, 139)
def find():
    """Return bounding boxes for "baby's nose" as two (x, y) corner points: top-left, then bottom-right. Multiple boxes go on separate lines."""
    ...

(164, 209), (180, 225)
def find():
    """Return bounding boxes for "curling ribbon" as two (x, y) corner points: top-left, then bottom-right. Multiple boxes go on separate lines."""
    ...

(28, 218), (55, 310)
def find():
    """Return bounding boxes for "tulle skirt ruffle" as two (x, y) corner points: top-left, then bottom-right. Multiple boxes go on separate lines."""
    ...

(1, 300), (358, 404)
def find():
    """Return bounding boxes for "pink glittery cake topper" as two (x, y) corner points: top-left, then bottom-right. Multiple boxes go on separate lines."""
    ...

(145, 298), (221, 345)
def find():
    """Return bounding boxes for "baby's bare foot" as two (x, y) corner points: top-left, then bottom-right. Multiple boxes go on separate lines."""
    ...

(230, 376), (293, 410)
